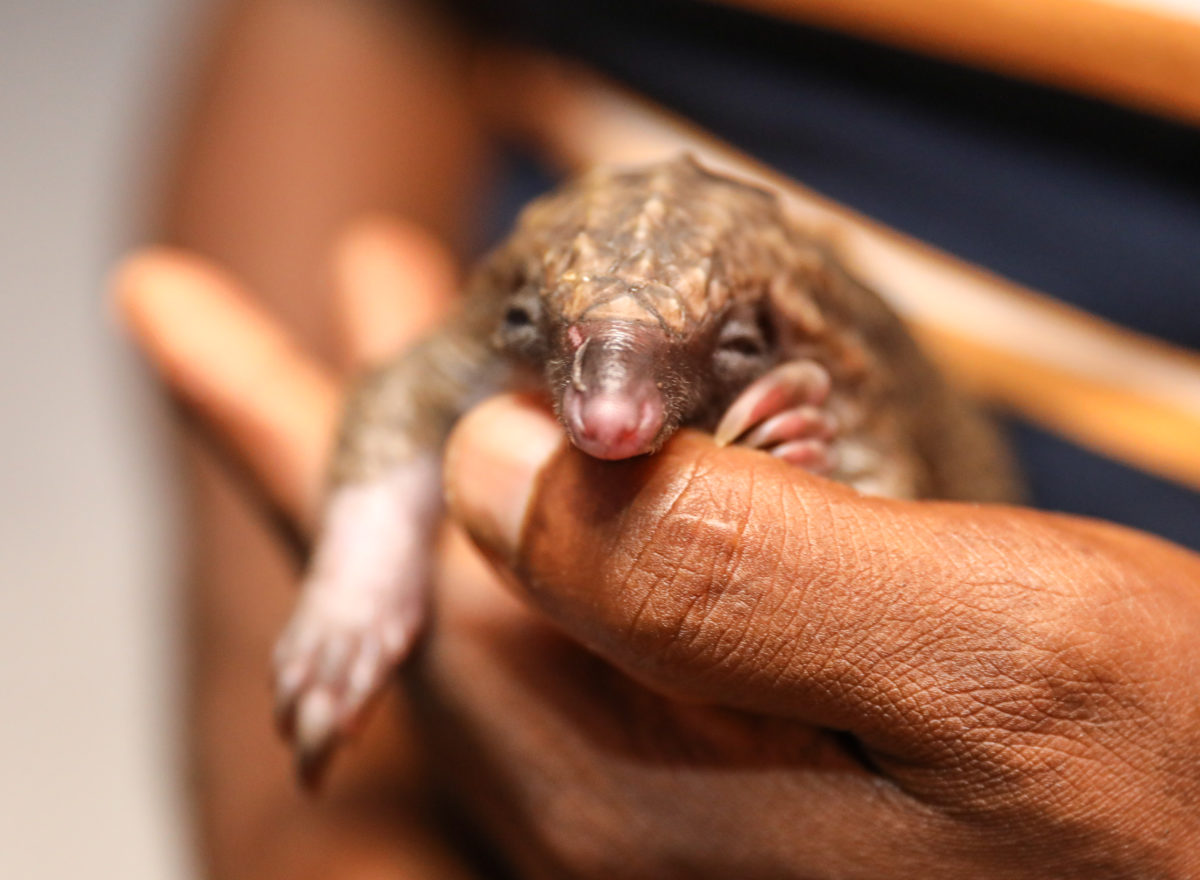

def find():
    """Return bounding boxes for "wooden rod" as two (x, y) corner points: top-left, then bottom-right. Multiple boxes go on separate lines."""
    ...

(474, 52), (1200, 491)
(723, 0), (1200, 126)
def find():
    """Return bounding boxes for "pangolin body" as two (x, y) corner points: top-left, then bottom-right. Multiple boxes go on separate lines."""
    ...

(275, 155), (1020, 776)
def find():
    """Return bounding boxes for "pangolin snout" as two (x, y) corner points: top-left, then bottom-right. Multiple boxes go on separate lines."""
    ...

(563, 385), (665, 459)
(560, 321), (669, 460)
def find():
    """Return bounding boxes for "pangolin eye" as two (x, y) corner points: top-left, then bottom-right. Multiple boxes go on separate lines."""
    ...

(716, 318), (767, 356)
(718, 332), (765, 357)
(505, 305), (533, 328)
(713, 311), (773, 383)
(495, 292), (545, 361)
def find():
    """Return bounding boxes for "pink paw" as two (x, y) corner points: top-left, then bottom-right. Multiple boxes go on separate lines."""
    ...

(273, 584), (422, 783)
(714, 360), (838, 474)
(272, 465), (438, 783)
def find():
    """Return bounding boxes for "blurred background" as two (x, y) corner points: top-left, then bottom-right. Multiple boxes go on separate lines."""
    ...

(2, 1), (1199, 879)
(0, 1), (202, 878)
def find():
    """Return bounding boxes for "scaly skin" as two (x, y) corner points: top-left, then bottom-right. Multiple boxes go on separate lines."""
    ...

(273, 155), (1020, 778)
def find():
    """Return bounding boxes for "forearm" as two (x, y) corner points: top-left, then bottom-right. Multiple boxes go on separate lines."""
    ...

(161, 0), (486, 351)
(155, 0), (487, 875)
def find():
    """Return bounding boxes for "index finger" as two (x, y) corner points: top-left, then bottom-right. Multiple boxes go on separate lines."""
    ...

(113, 248), (338, 534)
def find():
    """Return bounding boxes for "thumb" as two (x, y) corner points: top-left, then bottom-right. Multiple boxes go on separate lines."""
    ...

(444, 395), (1089, 758)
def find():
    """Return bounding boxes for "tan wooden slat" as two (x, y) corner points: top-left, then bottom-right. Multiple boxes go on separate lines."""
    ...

(474, 52), (1200, 491)
(914, 323), (1200, 490)
(725, 0), (1200, 126)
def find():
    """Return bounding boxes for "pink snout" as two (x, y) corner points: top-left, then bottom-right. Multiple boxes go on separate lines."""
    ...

(563, 386), (666, 460)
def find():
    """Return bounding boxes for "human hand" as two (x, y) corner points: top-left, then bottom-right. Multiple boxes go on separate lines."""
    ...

(117, 218), (1200, 880)
(428, 389), (1200, 877)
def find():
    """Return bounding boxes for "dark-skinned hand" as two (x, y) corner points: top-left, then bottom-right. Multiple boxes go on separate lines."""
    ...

(118, 220), (1200, 880)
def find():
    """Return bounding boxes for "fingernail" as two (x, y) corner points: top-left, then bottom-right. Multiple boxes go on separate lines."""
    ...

(444, 396), (563, 561)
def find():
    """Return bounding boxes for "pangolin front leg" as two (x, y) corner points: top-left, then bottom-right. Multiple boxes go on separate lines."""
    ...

(714, 359), (839, 474)
(273, 313), (502, 780)
(272, 457), (440, 775)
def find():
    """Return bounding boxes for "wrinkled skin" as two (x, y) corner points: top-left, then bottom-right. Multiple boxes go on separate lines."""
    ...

(423, 399), (1200, 879)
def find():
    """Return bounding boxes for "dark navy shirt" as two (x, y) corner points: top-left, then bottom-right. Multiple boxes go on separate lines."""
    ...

(450, 0), (1200, 550)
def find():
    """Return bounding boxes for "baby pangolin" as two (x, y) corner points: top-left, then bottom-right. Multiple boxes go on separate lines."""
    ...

(273, 155), (1019, 778)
